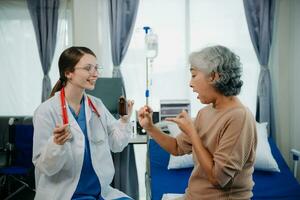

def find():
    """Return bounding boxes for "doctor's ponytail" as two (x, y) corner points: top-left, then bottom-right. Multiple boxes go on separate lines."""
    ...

(49, 78), (65, 98)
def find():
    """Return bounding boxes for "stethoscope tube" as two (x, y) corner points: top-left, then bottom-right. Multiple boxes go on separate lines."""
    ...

(60, 87), (100, 125)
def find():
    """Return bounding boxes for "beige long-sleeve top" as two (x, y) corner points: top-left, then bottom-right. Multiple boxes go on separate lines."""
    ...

(176, 105), (257, 200)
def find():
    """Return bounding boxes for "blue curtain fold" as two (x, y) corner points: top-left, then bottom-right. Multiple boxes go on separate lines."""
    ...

(26, 0), (59, 102)
(108, 0), (140, 199)
(108, 0), (139, 92)
(243, 0), (276, 137)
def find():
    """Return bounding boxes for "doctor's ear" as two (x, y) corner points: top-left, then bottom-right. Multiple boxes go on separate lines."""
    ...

(65, 72), (72, 80)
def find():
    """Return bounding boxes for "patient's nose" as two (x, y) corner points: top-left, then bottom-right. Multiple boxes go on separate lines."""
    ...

(189, 80), (193, 88)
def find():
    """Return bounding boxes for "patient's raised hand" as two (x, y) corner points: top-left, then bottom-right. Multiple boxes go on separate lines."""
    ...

(138, 106), (154, 131)
(165, 110), (196, 137)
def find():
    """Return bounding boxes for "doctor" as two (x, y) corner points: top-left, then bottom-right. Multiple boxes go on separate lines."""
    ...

(32, 46), (134, 200)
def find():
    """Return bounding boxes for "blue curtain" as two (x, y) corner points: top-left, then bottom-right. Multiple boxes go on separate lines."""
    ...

(243, 0), (276, 137)
(26, 0), (59, 102)
(108, 0), (140, 199)
(108, 0), (139, 85)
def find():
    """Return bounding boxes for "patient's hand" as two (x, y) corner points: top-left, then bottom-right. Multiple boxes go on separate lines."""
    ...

(138, 106), (154, 131)
(165, 110), (196, 137)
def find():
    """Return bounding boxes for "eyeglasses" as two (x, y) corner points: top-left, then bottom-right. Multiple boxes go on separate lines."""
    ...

(75, 64), (103, 74)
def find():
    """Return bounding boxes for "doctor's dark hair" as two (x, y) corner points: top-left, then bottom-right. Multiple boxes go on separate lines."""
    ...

(189, 45), (243, 96)
(49, 46), (96, 98)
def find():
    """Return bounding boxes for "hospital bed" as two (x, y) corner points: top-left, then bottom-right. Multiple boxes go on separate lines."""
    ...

(146, 138), (300, 200)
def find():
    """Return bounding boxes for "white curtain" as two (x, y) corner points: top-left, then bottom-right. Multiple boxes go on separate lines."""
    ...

(0, 0), (71, 116)
(98, 0), (114, 77)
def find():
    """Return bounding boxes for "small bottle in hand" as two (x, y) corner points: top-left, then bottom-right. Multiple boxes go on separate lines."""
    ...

(118, 96), (128, 116)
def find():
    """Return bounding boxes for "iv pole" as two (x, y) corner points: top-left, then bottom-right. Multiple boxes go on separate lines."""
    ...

(143, 26), (151, 106)
(143, 26), (158, 106)
(143, 27), (158, 193)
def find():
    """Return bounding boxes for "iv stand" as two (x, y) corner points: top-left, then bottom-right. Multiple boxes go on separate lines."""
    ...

(143, 26), (157, 107)
(144, 26), (151, 106)
(145, 57), (150, 106)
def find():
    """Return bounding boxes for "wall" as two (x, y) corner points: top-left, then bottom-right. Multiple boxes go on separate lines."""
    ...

(71, 0), (112, 77)
(270, 0), (300, 180)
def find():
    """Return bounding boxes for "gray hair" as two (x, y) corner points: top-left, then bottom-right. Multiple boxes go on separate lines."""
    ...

(189, 45), (243, 96)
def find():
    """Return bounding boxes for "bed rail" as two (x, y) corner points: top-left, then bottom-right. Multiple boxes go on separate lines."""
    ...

(291, 149), (300, 177)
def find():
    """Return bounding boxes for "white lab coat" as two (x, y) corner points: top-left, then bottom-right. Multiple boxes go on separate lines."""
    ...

(32, 92), (132, 200)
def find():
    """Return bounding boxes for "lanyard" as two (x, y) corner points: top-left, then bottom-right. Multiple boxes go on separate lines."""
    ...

(60, 87), (100, 125)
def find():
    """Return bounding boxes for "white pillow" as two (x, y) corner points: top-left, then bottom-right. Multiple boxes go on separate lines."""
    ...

(255, 122), (280, 172)
(162, 193), (184, 200)
(167, 122), (194, 169)
(168, 154), (194, 169)
(154, 121), (193, 169)
(166, 122), (280, 172)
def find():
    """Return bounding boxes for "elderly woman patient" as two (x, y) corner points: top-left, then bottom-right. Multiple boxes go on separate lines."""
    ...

(138, 45), (257, 200)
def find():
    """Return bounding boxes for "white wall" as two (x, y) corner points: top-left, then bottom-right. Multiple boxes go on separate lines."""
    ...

(71, 0), (112, 77)
(270, 0), (300, 180)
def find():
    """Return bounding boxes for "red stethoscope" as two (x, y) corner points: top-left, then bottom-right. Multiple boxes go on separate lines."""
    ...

(60, 87), (100, 125)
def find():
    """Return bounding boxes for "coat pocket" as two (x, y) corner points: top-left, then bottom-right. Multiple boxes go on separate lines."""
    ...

(89, 116), (106, 144)
(35, 187), (53, 200)
(90, 132), (105, 144)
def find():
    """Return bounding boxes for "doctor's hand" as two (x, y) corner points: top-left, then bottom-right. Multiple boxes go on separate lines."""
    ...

(120, 100), (134, 123)
(138, 106), (154, 131)
(165, 110), (196, 138)
(53, 124), (71, 145)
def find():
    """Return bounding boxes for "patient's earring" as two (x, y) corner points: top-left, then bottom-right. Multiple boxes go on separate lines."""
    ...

(208, 76), (214, 83)
(209, 71), (220, 83)
(209, 71), (215, 81)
